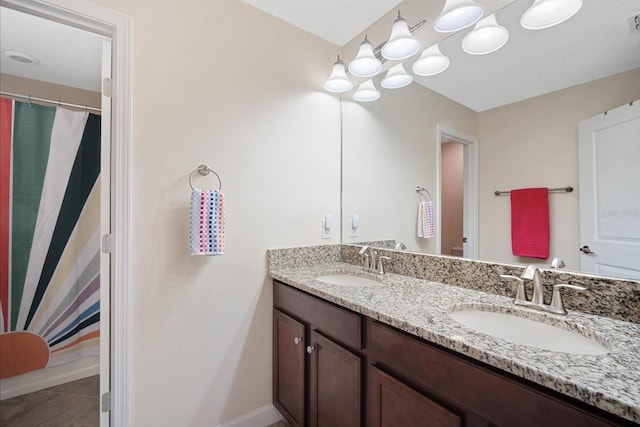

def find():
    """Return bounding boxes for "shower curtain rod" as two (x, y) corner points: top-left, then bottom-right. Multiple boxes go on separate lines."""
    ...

(0, 91), (101, 112)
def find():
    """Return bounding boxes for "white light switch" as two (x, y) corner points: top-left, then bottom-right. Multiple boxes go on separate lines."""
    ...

(350, 214), (359, 237)
(322, 214), (334, 239)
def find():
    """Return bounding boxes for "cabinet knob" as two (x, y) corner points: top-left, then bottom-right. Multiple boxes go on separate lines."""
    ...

(306, 345), (315, 354)
(293, 337), (302, 345)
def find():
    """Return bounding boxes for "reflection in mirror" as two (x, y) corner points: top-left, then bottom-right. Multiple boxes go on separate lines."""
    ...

(340, 0), (640, 278)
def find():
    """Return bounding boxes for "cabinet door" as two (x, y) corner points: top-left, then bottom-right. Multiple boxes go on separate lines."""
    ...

(370, 366), (460, 427)
(274, 309), (305, 427)
(309, 331), (361, 427)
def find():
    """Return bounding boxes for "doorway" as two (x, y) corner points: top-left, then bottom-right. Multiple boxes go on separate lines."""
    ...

(0, 0), (132, 425)
(440, 140), (465, 257)
(0, 5), (108, 426)
(436, 125), (478, 259)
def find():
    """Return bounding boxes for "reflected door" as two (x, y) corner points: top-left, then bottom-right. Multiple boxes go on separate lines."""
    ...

(578, 100), (640, 279)
(441, 141), (464, 257)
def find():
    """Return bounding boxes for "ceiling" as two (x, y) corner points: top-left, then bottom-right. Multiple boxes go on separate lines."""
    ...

(242, 0), (403, 46)
(245, 0), (640, 111)
(0, 6), (105, 92)
(1, 1), (638, 110)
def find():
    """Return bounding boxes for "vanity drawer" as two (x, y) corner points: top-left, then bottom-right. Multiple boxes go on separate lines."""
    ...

(273, 281), (361, 349)
(369, 320), (617, 427)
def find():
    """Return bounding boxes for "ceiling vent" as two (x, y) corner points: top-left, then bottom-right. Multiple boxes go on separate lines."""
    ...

(2, 50), (39, 65)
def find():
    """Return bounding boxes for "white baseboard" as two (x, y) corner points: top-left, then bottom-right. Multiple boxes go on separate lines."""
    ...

(0, 356), (99, 400)
(216, 404), (284, 427)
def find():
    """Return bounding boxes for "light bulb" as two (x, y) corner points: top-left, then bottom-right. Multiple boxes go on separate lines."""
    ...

(353, 79), (381, 102)
(434, 0), (484, 33)
(381, 12), (420, 61)
(323, 55), (353, 93)
(381, 64), (413, 89)
(348, 35), (382, 78)
(521, 0), (583, 30)
(461, 15), (509, 55)
(412, 45), (450, 76)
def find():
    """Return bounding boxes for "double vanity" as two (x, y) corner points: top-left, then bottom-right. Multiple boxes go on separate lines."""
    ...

(268, 244), (640, 426)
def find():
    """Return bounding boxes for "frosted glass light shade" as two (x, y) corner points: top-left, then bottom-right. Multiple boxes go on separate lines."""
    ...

(461, 15), (509, 55)
(381, 13), (421, 60)
(353, 79), (381, 102)
(348, 36), (382, 77)
(412, 44), (450, 76)
(521, 0), (583, 30)
(434, 0), (484, 33)
(381, 64), (413, 89)
(323, 56), (353, 93)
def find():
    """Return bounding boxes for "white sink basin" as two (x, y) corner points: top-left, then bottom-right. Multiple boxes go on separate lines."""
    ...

(449, 310), (608, 355)
(315, 274), (382, 287)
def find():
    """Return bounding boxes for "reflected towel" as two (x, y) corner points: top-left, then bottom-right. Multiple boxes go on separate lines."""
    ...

(511, 187), (549, 259)
(189, 189), (225, 255)
(417, 200), (435, 238)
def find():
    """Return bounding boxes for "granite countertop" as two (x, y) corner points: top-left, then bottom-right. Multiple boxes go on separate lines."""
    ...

(269, 261), (640, 424)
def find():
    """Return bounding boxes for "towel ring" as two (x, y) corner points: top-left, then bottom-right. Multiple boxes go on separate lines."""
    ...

(189, 164), (222, 191)
(416, 186), (431, 201)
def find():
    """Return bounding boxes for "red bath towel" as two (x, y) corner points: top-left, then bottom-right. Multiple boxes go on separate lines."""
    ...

(510, 188), (549, 259)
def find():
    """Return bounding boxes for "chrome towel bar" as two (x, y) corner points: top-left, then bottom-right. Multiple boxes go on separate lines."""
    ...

(494, 186), (573, 196)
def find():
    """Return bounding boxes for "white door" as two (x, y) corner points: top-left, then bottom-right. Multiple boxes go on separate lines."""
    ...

(100, 38), (112, 427)
(578, 100), (640, 279)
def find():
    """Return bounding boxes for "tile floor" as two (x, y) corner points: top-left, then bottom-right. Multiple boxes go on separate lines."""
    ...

(0, 375), (99, 426)
(0, 377), (289, 427)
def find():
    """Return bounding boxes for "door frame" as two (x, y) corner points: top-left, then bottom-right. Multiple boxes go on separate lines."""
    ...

(0, 0), (133, 425)
(436, 125), (478, 259)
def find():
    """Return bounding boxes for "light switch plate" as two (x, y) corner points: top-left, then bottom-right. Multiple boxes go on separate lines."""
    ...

(322, 214), (334, 239)
(629, 14), (640, 34)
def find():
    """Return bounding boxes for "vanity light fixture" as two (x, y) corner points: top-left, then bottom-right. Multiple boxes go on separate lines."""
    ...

(322, 1), (583, 99)
(461, 15), (509, 55)
(412, 44), (450, 76)
(353, 79), (381, 102)
(323, 55), (353, 93)
(381, 63), (413, 89)
(434, 0), (484, 33)
(381, 11), (421, 61)
(348, 35), (383, 77)
(521, 0), (583, 30)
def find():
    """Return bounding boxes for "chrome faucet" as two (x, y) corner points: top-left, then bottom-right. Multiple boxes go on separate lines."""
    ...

(521, 265), (545, 305)
(550, 257), (566, 269)
(500, 264), (586, 315)
(359, 246), (376, 271)
(358, 246), (391, 275)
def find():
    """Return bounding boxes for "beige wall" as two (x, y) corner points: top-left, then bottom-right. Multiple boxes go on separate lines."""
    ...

(72, 0), (341, 424)
(441, 141), (464, 256)
(0, 74), (101, 111)
(342, 82), (477, 253)
(478, 69), (640, 270)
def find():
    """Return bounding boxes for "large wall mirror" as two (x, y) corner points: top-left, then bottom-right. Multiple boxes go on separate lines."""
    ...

(340, 0), (640, 279)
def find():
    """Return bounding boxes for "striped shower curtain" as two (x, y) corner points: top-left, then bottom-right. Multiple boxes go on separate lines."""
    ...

(0, 97), (101, 379)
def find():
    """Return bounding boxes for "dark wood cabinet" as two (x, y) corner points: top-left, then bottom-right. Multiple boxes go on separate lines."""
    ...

(368, 320), (624, 427)
(273, 309), (306, 427)
(309, 331), (361, 427)
(273, 280), (630, 427)
(369, 366), (460, 427)
(273, 281), (364, 427)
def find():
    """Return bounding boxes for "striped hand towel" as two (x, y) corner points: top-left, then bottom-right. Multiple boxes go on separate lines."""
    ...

(189, 189), (225, 255)
(417, 200), (435, 239)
